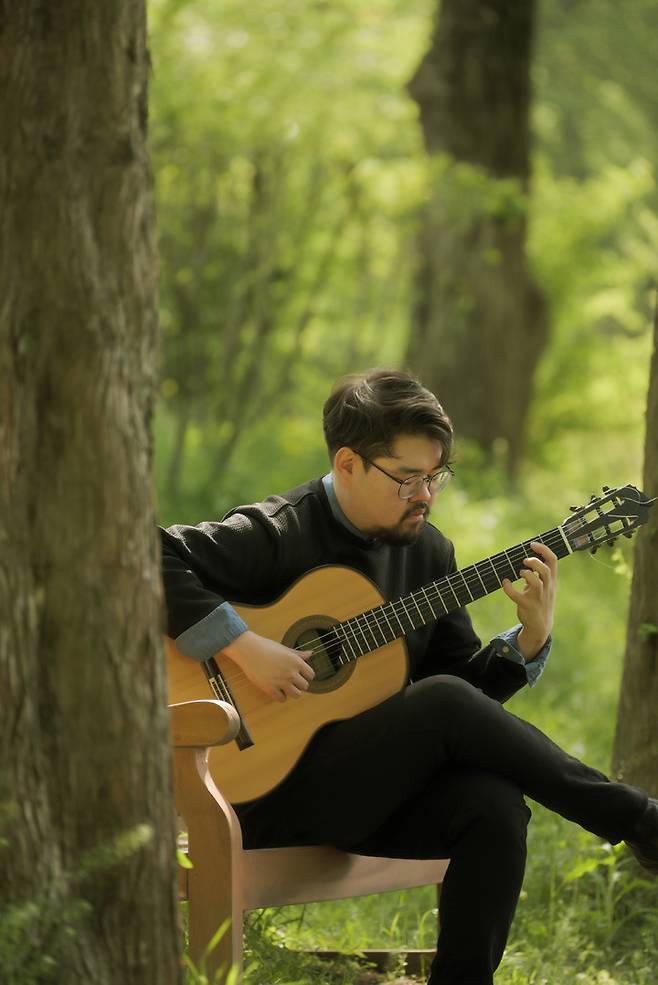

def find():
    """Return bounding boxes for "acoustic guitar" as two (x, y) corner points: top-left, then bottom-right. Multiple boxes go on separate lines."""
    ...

(166, 484), (655, 805)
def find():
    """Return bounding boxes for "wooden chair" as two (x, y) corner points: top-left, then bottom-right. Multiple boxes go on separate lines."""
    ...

(170, 699), (450, 982)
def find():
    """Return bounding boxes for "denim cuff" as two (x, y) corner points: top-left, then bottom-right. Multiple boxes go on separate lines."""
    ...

(491, 624), (551, 688)
(175, 602), (249, 662)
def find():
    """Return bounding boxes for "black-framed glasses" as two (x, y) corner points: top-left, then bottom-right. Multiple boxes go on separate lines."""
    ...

(352, 449), (454, 500)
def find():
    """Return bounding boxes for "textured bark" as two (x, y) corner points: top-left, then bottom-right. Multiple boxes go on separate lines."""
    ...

(0, 4), (182, 983)
(407, 0), (548, 478)
(612, 297), (658, 793)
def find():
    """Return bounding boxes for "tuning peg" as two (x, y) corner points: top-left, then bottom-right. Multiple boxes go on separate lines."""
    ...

(590, 494), (597, 502)
(569, 506), (579, 512)
(623, 532), (633, 538)
(590, 546), (598, 554)
(602, 485), (610, 492)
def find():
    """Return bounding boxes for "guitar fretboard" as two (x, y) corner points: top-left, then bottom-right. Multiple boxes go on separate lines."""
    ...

(333, 527), (571, 660)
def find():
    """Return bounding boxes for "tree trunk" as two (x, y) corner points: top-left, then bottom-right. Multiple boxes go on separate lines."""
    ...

(0, 4), (182, 984)
(612, 295), (658, 793)
(407, 0), (548, 479)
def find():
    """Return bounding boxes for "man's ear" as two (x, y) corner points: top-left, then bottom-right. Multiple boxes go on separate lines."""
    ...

(333, 446), (357, 480)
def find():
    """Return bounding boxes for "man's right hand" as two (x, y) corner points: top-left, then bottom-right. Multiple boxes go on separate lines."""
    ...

(223, 630), (315, 702)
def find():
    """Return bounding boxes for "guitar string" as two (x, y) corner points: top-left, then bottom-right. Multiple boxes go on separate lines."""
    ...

(212, 529), (572, 699)
(211, 530), (569, 697)
(215, 505), (635, 699)
(195, 497), (635, 701)
(206, 529), (568, 699)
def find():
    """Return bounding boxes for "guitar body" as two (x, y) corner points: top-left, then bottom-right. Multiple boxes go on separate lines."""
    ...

(166, 565), (409, 805)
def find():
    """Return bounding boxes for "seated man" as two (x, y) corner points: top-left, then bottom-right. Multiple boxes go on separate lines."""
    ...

(160, 367), (658, 985)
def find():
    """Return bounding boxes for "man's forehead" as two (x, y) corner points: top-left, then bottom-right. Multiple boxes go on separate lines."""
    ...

(386, 436), (444, 473)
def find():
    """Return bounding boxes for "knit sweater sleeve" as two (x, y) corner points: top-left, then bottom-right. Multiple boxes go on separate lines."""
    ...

(418, 542), (528, 703)
(159, 512), (281, 654)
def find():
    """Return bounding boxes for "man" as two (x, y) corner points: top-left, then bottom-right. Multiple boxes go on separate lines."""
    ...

(160, 368), (658, 985)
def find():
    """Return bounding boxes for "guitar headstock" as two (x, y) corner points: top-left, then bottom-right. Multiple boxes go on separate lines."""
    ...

(561, 485), (656, 554)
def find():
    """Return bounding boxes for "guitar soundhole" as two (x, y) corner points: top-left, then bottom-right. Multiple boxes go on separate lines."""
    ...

(282, 616), (356, 694)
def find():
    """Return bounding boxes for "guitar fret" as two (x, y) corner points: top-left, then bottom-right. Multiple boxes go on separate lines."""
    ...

(487, 556), (503, 587)
(445, 578), (461, 607)
(368, 610), (390, 647)
(331, 624), (348, 666)
(355, 614), (375, 652)
(473, 562), (488, 594)
(397, 597), (416, 632)
(379, 604), (397, 641)
(410, 591), (424, 623)
(421, 586), (438, 619)
(458, 570), (474, 602)
(388, 602), (406, 635)
(501, 548), (516, 579)
(336, 622), (358, 662)
(349, 619), (367, 656)
(435, 584), (453, 612)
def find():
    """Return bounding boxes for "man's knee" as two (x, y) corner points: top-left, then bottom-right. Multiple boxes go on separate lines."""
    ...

(440, 770), (532, 842)
(458, 772), (531, 846)
(406, 673), (485, 720)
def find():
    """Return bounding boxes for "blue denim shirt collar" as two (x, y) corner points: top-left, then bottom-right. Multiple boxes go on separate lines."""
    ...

(322, 473), (379, 547)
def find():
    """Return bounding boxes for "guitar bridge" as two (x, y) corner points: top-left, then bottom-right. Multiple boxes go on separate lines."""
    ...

(204, 657), (254, 750)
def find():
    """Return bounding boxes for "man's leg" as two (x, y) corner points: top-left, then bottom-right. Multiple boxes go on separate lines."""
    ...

(346, 768), (531, 985)
(237, 674), (648, 850)
(235, 675), (652, 982)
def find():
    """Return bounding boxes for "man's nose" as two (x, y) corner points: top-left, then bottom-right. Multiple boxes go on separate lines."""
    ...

(413, 482), (433, 503)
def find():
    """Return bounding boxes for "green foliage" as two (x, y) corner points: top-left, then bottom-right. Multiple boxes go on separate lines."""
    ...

(0, 815), (87, 985)
(527, 157), (655, 478)
(0, 815), (164, 985)
(0, 895), (92, 985)
(182, 911), (364, 985)
(150, 0), (656, 519)
(427, 154), (529, 227)
(638, 623), (658, 642)
(535, 0), (658, 179)
(150, 0), (430, 516)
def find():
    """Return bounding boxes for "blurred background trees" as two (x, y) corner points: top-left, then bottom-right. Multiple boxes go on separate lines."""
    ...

(150, 0), (656, 524)
(407, 0), (548, 479)
(612, 295), (658, 795)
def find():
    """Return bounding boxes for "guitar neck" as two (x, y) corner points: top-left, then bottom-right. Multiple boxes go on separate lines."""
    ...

(335, 526), (571, 658)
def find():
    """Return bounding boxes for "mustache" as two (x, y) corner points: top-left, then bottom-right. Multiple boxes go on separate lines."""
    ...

(405, 504), (429, 517)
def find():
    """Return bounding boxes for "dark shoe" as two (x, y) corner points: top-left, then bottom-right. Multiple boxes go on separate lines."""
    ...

(625, 797), (658, 876)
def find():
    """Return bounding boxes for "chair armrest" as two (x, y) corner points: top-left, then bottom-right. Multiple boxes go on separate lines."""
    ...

(169, 699), (240, 748)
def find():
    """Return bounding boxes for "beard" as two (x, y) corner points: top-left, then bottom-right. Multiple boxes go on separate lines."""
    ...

(367, 504), (429, 547)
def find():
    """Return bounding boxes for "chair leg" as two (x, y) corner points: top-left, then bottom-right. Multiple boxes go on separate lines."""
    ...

(184, 803), (243, 982)
(175, 748), (244, 982)
(187, 867), (242, 981)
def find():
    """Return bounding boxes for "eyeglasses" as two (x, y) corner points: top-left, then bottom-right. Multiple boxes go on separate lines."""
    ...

(352, 450), (454, 500)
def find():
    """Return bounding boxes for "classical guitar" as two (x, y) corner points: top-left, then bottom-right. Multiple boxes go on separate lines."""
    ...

(166, 484), (655, 805)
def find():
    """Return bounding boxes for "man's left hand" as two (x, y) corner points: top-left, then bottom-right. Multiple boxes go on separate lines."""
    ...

(502, 541), (557, 662)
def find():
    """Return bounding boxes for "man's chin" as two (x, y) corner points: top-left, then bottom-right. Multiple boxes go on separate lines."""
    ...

(375, 515), (427, 547)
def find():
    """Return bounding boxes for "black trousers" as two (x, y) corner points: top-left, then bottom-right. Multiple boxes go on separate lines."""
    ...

(235, 675), (649, 985)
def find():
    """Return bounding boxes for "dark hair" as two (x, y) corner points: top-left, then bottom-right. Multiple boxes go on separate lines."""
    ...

(322, 368), (453, 465)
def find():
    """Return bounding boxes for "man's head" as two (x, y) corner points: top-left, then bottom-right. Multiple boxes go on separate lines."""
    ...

(323, 369), (453, 545)
(323, 368), (453, 465)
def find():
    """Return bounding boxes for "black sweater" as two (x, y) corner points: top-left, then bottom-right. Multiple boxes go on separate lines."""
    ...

(160, 477), (528, 703)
